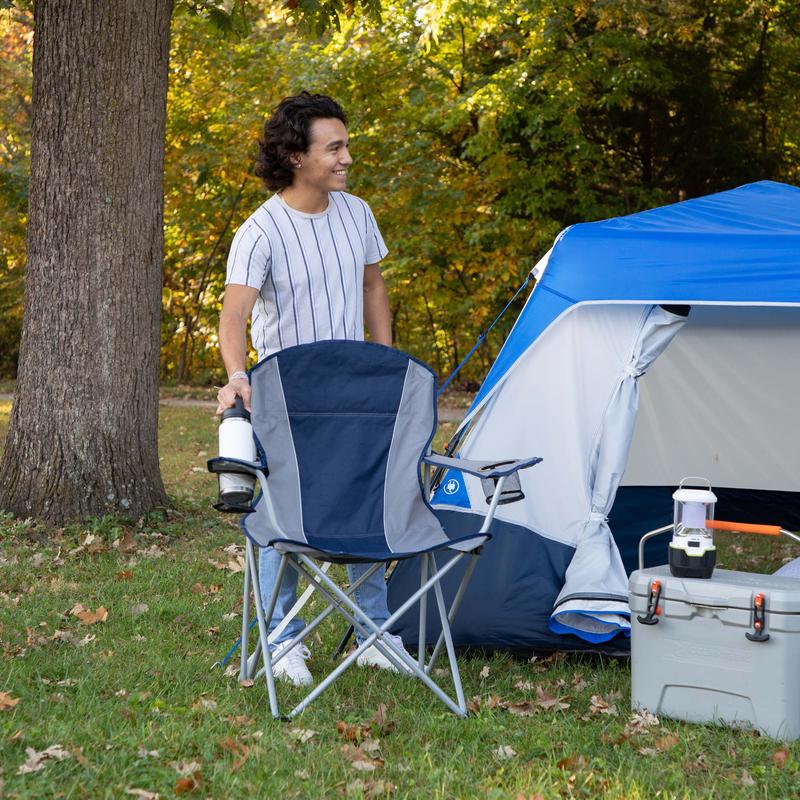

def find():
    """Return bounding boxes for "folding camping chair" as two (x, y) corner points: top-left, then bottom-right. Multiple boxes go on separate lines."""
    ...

(208, 340), (541, 719)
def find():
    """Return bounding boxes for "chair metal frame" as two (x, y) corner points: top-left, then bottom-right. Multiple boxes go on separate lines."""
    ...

(240, 463), (517, 719)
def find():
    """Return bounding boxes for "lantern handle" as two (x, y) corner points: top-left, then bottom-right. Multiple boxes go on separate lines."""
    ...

(678, 476), (713, 490)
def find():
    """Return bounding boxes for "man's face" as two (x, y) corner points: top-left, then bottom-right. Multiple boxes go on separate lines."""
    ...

(293, 117), (352, 193)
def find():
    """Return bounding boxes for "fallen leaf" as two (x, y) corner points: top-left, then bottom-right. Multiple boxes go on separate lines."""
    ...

(295, 769), (310, 780)
(654, 733), (680, 752)
(589, 694), (618, 716)
(505, 700), (537, 717)
(125, 790), (160, 799)
(218, 737), (249, 771)
(191, 698), (217, 711)
(571, 673), (588, 692)
(69, 604), (108, 625)
(479, 665), (490, 680)
(341, 743), (383, 772)
(337, 721), (370, 743)
(467, 696), (482, 713)
(370, 703), (397, 736)
(117, 531), (138, 553)
(208, 556), (245, 573)
(238, 679), (254, 688)
(117, 570), (134, 581)
(514, 679), (536, 692)
(130, 603), (149, 617)
(556, 753), (588, 770)
(289, 728), (318, 744)
(624, 710), (660, 736)
(346, 778), (396, 797)
(773, 748), (789, 769)
(739, 769), (756, 786)
(225, 714), (254, 727)
(170, 760), (202, 777)
(535, 686), (570, 711)
(174, 771), (202, 794)
(17, 744), (72, 774)
(51, 629), (79, 645)
(492, 745), (517, 760)
(137, 747), (160, 758)
(0, 691), (20, 711)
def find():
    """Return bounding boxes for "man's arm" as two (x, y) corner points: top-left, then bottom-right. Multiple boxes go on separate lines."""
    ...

(363, 263), (392, 346)
(216, 284), (259, 413)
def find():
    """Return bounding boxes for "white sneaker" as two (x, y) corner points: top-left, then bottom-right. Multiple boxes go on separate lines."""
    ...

(271, 641), (313, 687)
(356, 633), (414, 674)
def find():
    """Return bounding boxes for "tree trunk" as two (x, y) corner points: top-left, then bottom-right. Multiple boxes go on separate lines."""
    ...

(0, 0), (173, 523)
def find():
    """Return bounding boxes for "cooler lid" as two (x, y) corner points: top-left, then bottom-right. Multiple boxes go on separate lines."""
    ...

(630, 565), (800, 614)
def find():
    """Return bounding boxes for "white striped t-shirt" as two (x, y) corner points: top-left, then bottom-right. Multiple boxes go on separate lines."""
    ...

(225, 191), (388, 359)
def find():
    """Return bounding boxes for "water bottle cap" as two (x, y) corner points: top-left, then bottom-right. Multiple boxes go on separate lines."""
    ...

(221, 395), (250, 423)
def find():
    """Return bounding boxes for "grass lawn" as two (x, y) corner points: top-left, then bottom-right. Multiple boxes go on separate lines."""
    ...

(1, 400), (799, 799)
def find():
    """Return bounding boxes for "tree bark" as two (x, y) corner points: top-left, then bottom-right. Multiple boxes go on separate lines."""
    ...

(0, 0), (173, 523)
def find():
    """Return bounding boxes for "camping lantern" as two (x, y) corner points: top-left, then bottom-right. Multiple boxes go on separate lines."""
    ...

(669, 478), (717, 578)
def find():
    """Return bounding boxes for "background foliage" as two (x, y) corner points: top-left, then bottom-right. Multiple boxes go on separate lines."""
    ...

(1, 0), (798, 385)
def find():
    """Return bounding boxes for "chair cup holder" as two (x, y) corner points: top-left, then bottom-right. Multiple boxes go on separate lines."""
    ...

(481, 469), (524, 506)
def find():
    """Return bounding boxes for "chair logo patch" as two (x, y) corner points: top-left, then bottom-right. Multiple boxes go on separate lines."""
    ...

(443, 478), (460, 495)
(431, 469), (471, 509)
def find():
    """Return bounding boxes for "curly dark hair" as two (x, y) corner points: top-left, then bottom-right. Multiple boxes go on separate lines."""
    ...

(254, 92), (348, 191)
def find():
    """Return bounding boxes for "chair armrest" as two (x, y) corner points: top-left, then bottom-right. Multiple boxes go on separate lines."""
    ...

(422, 453), (542, 478)
(207, 457), (268, 478)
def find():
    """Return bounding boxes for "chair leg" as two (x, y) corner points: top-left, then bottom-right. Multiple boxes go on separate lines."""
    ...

(247, 538), (285, 719)
(239, 545), (252, 683)
(288, 553), (470, 718)
(430, 555), (467, 713)
(426, 551), (480, 674)
(418, 554), (428, 669)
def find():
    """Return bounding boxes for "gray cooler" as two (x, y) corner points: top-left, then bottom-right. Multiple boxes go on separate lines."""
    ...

(629, 565), (800, 740)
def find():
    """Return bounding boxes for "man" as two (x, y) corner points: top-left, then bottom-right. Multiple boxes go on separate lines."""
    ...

(216, 92), (410, 687)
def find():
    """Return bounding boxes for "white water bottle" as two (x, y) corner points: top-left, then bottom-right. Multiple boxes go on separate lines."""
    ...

(217, 396), (256, 508)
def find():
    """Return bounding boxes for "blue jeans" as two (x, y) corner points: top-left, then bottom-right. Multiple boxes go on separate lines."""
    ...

(259, 546), (390, 646)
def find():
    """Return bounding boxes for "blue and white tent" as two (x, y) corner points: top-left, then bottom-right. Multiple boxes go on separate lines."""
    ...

(388, 180), (800, 651)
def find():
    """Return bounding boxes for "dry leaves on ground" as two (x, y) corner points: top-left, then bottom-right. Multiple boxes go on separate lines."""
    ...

(208, 556), (244, 574)
(492, 745), (517, 760)
(125, 789), (160, 800)
(557, 753), (588, 771)
(739, 769), (756, 786)
(116, 531), (139, 554)
(289, 728), (318, 744)
(174, 772), (202, 795)
(170, 760), (202, 777)
(0, 691), (20, 711)
(218, 737), (249, 771)
(17, 744), (72, 774)
(69, 603), (108, 625)
(345, 778), (396, 797)
(370, 703), (397, 736)
(624, 710), (660, 736)
(588, 694), (618, 717)
(533, 686), (570, 712)
(773, 748), (789, 769)
(341, 743), (384, 772)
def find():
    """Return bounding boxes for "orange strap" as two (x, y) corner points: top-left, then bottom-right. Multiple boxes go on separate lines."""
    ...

(706, 519), (781, 536)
